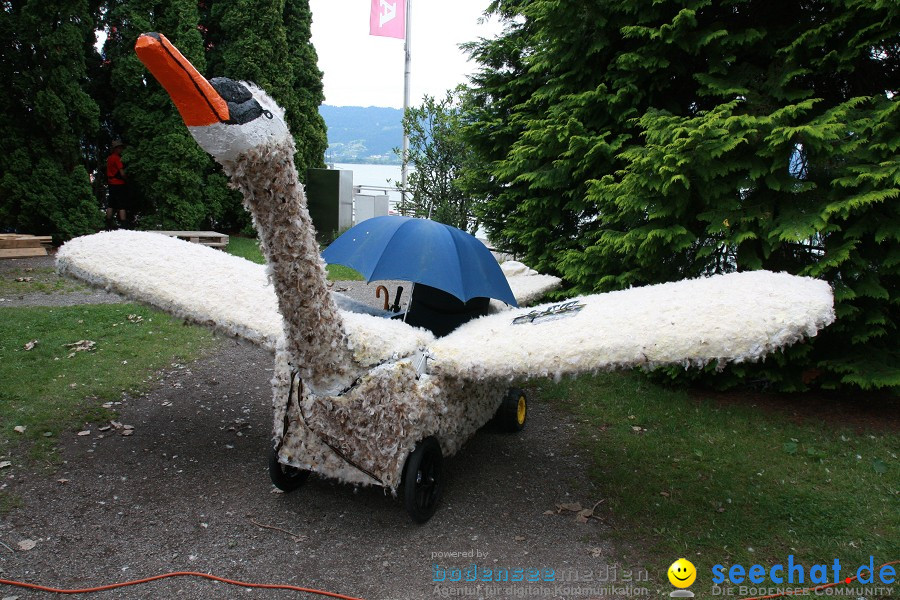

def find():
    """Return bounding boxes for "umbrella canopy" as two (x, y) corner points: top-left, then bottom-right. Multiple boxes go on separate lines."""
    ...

(322, 216), (517, 307)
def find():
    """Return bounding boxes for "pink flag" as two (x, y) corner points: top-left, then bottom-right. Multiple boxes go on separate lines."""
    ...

(370, 0), (406, 39)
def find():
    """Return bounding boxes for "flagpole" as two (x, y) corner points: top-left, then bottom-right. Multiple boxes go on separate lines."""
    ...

(400, 0), (411, 213)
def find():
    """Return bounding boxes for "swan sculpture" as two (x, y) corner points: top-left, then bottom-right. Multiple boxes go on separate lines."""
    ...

(56, 33), (835, 522)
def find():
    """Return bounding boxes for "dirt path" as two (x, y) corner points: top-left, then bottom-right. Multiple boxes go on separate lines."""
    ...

(0, 257), (639, 599)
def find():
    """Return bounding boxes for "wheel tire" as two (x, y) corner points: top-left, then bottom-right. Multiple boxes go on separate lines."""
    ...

(402, 437), (444, 523)
(268, 447), (310, 492)
(497, 388), (527, 432)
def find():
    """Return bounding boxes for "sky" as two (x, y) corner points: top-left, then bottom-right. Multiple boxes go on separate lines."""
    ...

(308, 1), (503, 109)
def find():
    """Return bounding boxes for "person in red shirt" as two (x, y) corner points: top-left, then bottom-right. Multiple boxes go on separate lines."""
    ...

(106, 140), (130, 229)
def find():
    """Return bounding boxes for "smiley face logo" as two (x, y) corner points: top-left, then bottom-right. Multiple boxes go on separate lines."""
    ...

(668, 558), (697, 588)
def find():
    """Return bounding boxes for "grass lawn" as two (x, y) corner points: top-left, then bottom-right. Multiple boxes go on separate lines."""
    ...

(537, 372), (899, 583)
(0, 266), (88, 296)
(226, 235), (363, 281)
(0, 304), (215, 471)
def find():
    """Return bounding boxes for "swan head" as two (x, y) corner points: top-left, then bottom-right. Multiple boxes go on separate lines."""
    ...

(135, 32), (291, 164)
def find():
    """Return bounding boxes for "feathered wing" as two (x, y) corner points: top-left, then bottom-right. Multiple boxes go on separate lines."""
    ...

(56, 230), (433, 366)
(428, 271), (835, 382)
(58, 232), (831, 382)
(58, 230), (283, 347)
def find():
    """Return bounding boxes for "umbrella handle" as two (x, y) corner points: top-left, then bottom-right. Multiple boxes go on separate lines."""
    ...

(375, 285), (390, 311)
(391, 286), (404, 313)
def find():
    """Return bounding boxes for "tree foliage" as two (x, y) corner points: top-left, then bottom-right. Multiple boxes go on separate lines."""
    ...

(397, 91), (480, 233)
(206, 0), (327, 175)
(201, 0), (327, 232)
(283, 0), (329, 174)
(463, 0), (899, 391)
(0, 0), (327, 236)
(102, 0), (222, 230)
(0, 0), (104, 239)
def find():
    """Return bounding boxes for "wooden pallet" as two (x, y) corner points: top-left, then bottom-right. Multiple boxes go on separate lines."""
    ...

(0, 234), (50, 258)
(0, 247), (48, 258)
(152, 231), (229, 248)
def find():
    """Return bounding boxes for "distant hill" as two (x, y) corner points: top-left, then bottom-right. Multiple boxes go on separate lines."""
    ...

(319, 105), (403, 165)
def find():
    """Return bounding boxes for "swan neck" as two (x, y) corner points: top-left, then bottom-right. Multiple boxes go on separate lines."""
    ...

(224, 140), (357, 394)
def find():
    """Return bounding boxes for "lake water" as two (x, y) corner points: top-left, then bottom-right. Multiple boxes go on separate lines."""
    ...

(334, 162), (405, 212)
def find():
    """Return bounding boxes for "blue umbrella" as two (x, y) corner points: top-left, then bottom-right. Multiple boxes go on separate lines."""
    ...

(322, 216), (517, 307)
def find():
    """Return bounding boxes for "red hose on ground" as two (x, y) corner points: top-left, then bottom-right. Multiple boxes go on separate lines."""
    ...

(0, 571), (364, 599)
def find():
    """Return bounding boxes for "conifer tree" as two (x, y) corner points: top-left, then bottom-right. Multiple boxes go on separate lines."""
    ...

(102, 0), (226, 230)
(283, 0), (328, 172)
(0, 0), (103, 239)
(206, 0), (327, 176)
(463, 0), (899, 391)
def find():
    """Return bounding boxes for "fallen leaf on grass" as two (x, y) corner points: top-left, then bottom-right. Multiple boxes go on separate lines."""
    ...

(14, 277), (33, 283)
(127, 314), (144, 323)
(77, 430), (91, 437)
(23, 340), (38, 351)
(589, 547), (603, 558)
(660, 491), (670, 497)
(17, 539), (36, 551)
(13, 426), (26, 434)
(0, 461), (11, 469)
(64, 340), (96, 356)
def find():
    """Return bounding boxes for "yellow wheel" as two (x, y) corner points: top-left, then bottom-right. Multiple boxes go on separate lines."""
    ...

(497, 388), (527, 432)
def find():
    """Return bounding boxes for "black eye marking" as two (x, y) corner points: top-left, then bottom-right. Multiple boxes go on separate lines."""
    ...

(209, 77), (264, 125)
(209, 77), (252, 102)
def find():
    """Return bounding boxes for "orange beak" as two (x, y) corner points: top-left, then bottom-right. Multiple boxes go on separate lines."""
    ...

(134, 33), (229, 127)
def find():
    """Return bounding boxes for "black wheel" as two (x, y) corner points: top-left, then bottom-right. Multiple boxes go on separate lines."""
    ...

(497, 388), (527, 432)
(268, 447), (310, 492)
(402, 437), (443, 523)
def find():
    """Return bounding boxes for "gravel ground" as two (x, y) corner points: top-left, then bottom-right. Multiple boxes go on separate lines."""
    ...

(0, 254), (641, 600)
